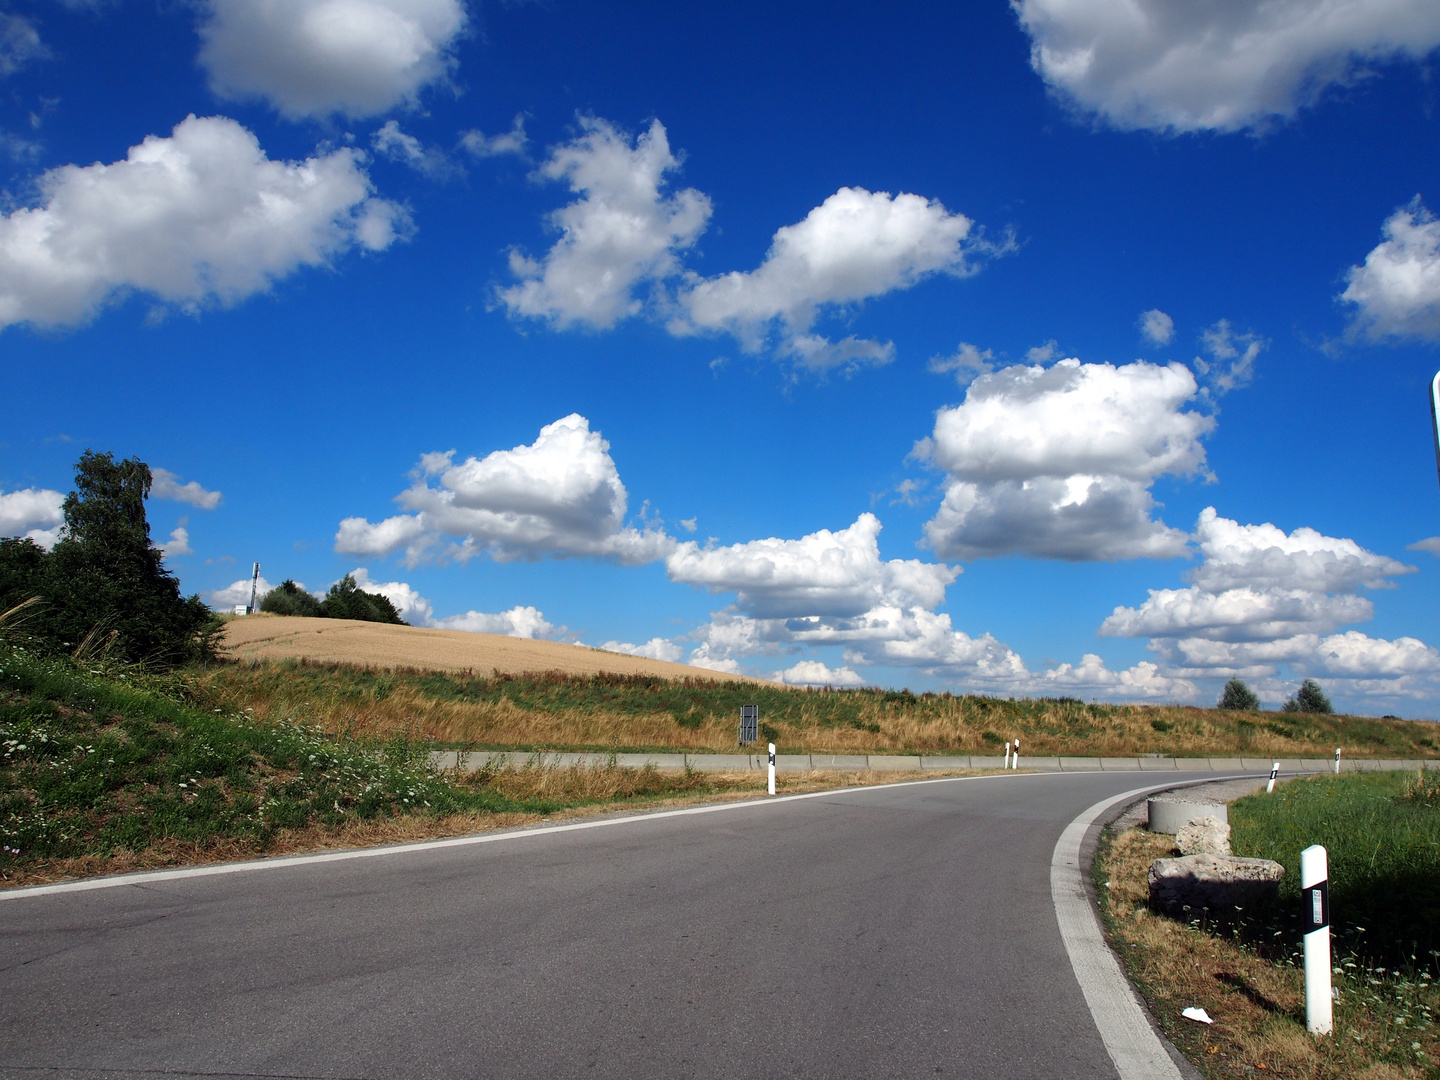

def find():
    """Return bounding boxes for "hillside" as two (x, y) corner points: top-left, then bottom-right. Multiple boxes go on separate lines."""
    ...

(220, 614), (764, 683)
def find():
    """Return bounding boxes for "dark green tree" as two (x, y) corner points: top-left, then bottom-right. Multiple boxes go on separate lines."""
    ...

(319, 574), (406, 624)
(1217, 677), (1260, 711)
(1282, 678), (1333, 714)
(0, 450), (221, 665)
(260, 579), (324, 618)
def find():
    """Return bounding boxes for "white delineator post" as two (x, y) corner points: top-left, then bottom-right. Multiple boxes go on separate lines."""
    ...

(767, 743), (776, 796)
(1012, 738), (1020, 769)
(1301, 845), (1333, 1035)
(1334, 747), (1342, 774)
(1267, 761), (1280, 793)
(1004, 741), (1011, 768)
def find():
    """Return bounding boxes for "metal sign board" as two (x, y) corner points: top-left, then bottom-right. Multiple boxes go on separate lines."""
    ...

(738, 704), (759, 745)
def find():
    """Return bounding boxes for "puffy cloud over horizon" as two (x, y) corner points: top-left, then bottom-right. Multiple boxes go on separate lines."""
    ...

(0, 487), (64, 549)
(1341, 198), (1440, 342)
(198, 0), (467, 120)
(0, 115), (408, 332)
(150, 468), (222, 510)
(1014, 0), (1440, 134)
(335, 413), (673, 567)
(917, 358), (1211, 561)
(774, 659), (865, 687)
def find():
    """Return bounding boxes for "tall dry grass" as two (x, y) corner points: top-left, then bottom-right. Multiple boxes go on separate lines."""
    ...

(188, 660), (1440, 758)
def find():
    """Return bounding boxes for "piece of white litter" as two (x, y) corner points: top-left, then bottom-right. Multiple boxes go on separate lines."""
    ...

(1182, 1007), (1213, 1025)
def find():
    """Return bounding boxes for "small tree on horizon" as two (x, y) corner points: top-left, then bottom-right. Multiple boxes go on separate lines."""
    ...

(260, 580), (323, 618)
(319, 574), (406, 624)
(1282, 678), (1333, 714)
(1218, 677), (1260, 711)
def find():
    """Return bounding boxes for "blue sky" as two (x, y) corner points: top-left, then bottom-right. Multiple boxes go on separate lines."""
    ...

(4, 0), (1440, 714)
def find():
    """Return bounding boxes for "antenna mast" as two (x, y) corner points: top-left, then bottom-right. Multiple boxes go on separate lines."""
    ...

(247, 562), (260, 615)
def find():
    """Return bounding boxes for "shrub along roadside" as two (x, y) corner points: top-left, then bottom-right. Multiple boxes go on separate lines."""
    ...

(1096, 773), (1440, 1078)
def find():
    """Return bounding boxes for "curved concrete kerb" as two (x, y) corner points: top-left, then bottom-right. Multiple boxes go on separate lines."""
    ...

(1148, 797), (1227, 835)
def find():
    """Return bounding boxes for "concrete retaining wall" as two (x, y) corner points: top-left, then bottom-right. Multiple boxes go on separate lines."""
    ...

(426, 750), (1440, 774)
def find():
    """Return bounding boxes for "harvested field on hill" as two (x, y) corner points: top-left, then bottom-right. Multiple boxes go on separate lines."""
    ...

(220, 614), (763, 683)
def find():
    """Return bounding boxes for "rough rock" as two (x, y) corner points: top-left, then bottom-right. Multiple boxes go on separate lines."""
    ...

(1148, 854), (1283, 914)
(1176, 815), (1231, 856)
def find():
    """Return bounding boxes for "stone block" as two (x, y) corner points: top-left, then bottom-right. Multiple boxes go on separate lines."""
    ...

(1176, 816), (1231, 856)
(1148, 797), (1227, 834)
(1149, 854), (1283, 914)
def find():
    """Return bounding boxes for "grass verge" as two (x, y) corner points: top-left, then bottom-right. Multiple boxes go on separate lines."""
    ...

(1096, 773), (1440, 1078)
(0, 645), (973, 889)
(194, 658), (1440, 759)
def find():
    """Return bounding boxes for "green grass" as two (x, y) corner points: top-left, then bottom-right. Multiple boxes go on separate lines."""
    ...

(1232, 772), (1440, 970)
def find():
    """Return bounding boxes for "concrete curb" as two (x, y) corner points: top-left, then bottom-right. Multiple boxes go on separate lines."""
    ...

(427, 750), (1440, 773)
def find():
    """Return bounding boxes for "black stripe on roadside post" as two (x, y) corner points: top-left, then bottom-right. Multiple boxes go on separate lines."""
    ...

(1304, 879), (1329, 933)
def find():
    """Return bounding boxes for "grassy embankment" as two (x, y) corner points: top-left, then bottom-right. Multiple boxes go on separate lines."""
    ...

(1, 647), (929, 888)
(197, 658), (1440, 758)
(1098, 771), (1440, 1079)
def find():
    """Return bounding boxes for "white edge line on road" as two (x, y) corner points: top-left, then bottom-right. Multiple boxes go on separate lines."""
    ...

(2, 769), (1059, 902)
(1051, 775), (1255, 1080)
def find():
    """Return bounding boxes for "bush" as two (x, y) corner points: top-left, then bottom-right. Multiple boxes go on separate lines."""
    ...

(1282, 678), (1332, 714)
(1217, 677), (1260, 711)
(260, 580), (323, 618)
(319, 574), (406, 624)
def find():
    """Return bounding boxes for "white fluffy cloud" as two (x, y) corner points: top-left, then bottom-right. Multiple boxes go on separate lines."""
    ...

(150, 468), (222, 510)
(498, 117), (712, 330)
(207, 575), (275, 609)
(666, 513), (958, 619)
(460, 115), (528, 159)
(1139, 308), (1174, 346)
(673, 186), (989, 373)
(347, 567), (433, 624)
(774, 660), (865, 687)
(1101, 508), (1434, 705)
(1341, 198), (1440, 342)
(160, 526), (193, 558)
(336, 413), (673, 566)
(598, 637), (685, 663)
(0, 115), (408, 332)
(0, 487), (64, 548)
(917, 358), (1212, 560)
(500, 117), (998, 373)
(433, 605), (558, 638)
(1014, 0), (1440, 133)
(198, 0), (467, 120)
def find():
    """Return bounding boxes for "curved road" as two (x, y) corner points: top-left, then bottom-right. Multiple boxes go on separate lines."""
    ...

(0, 771), (1222, 1079)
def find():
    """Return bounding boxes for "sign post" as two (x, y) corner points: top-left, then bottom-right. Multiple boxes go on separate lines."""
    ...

(1301, 845), (1333, 1035)
(767, 742), (776, 796)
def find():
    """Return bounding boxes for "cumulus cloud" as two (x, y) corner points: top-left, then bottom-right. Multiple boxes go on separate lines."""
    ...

(335, 413), (673, 567)
(0, 115), (408, 332)
(673, 186), (995, 373)
(346, 567), (432, 623)
(598, 637), (684, 663)
(497, 117), (712, 330)
(666, 513), (958, 619)
(1139, 308), (1174, 346)
(1014, 0), (1440, 133)
(160, 526), (193, 558)
(774, 660), (865, 687)
(460, 115), (528, 159)
(1, 15), (47, 77)
(1194, 320), (1265, 396)
(372, 120), (459, 180)
(433, 605), (559, 638)
(0, 487), (64, 548)
(1101, 507), (1434, 705)
(500, 117), (1000, 373)
(1408, 537), (1440, 556)
(198, 0), (467, 120)
(150, 468), (221, 510)
(916, 358), (1211, 560)
(928, 341), (994, 385)
(1341, 198), (1440, 342)
(207, 575), (274, 609)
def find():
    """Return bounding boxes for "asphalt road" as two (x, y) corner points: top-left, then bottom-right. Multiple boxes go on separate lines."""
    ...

(0, 771), (1212, 1080)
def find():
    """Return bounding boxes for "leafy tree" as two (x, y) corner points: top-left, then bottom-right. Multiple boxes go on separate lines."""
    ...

(0, 450), (221, 665)
(1217, 677), (1260, 711)
(319, 574), (406, 624)
(1282, 678), (1333, 714)
(260, 580), (323, 618)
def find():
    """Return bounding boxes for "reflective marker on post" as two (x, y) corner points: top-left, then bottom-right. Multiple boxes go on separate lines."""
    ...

(1267, 761), (1280, 793)
(1334, 747), (1342, 774)
(767, 742), (776, 796)
(1012, 738), (1020, 770)
(1301, 845), (1333, 1035)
